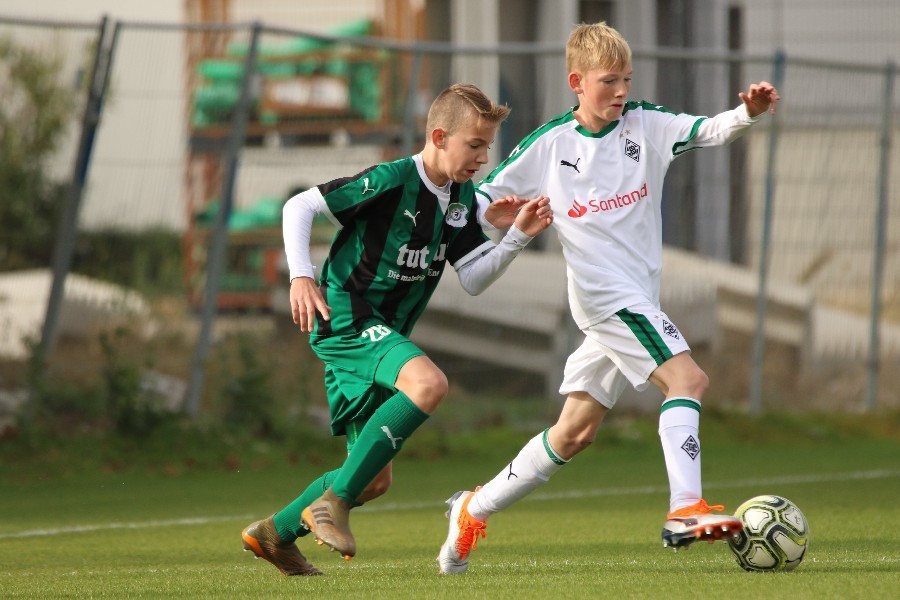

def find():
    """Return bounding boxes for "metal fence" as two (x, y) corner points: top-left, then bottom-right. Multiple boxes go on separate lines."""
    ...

(0, 15), (896, 423)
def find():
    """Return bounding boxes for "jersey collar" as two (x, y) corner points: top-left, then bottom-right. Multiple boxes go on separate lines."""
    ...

(413, 153), (452, 213)
(571, 106), (620, 139)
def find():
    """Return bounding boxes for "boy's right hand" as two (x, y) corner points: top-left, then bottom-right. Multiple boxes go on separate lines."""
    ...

(290, 277), (331, 332)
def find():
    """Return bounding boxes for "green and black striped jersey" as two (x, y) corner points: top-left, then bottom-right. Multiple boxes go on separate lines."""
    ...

(312, 154), (493, 339)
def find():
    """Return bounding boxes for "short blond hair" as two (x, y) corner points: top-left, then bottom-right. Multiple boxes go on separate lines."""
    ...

(426, 83), (510, 135)
(566, 21), (632, 74)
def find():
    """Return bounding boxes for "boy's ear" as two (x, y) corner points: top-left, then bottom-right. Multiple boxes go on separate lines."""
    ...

(431, 127), (447, 149)
(568, 72), (583, 94)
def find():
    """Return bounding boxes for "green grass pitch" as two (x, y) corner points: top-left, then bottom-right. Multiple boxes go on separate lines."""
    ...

(2, 414), (899, 598)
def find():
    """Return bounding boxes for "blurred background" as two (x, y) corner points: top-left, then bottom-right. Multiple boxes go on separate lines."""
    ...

(0, 0), (898, 441)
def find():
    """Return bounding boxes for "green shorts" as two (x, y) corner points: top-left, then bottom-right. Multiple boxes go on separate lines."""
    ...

(310, 321), (424, 437)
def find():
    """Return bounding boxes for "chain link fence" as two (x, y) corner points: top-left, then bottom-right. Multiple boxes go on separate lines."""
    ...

(1, 16), (896, 428)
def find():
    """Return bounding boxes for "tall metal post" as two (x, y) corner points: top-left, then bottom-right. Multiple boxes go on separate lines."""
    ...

(401, 49), (423, 157)
(184, 22), (262, 418)
(864, 61), (896, 411)
(27, 16), (116, 422)
(748, 50), (786, 415)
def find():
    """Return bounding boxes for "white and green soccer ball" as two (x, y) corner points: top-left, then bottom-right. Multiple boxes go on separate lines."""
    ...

(728, 495), (809, 572)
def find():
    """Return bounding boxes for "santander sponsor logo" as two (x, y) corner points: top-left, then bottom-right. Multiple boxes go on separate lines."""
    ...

(567, 200), (588, 218)
(567, 183), (649, 218)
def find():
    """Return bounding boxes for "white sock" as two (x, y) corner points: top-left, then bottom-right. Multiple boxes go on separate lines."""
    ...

(468, 430), (567, 521)
(658, 397), (703, 513)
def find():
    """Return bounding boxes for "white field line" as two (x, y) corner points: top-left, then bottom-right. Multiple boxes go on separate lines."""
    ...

(1, 468), (897, 540)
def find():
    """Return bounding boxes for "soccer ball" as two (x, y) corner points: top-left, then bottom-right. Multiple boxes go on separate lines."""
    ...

(728, 495), (809, 572)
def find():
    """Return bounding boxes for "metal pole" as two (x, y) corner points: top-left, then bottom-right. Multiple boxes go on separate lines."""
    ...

(864, 61), (896, 411)
(27, 16), (116, 422)
(401, 50), (423, 157)
(184, 22), (262, 418)
(748, 50), (786, 415)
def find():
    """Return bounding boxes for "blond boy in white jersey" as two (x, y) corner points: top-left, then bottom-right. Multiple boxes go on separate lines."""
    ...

(437, 21), (780, 574)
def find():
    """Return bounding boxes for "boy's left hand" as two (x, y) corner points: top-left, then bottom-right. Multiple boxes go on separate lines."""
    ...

(740, 81), (781, 117)
(484, 195), (529, 229)
(514, 196), (553, 237)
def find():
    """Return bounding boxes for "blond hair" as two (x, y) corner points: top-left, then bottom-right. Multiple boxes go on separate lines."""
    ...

(566, 21), (632, 74)
(426, 83), (510, 135)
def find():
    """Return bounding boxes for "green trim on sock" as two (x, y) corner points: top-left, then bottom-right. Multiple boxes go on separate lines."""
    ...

(541, 428), (567, 465)
(661, 397), (701, 414)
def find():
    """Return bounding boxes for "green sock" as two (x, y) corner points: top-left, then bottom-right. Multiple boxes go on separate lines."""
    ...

(331, 391), (428, 502)
(272, 468), (340, 542)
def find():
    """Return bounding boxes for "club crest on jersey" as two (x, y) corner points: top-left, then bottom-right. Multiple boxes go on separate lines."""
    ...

(624, 138), (640, 162)
(445, 203), (468, 227)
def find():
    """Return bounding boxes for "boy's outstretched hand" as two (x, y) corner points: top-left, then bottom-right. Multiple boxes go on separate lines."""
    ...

(514, 196), (553, 237)
(484, 195), (530, 229)
(740, 81), (780, 117)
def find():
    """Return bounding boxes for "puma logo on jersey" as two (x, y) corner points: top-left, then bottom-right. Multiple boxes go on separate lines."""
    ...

(381, 426), (403, 449)
(404, 209), (420, 225)
(362, 178), (375, 194)
(560, 158), (581, 173)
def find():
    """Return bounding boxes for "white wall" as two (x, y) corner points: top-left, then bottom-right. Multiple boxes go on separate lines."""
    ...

(0, 0), (180, 22)
(0, 1), (386, 231)
(742, 0), (900, 63)
(1, 1), (185, 230)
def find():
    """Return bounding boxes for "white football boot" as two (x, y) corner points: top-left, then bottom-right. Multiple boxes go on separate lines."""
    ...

(436, 490), (487, 574)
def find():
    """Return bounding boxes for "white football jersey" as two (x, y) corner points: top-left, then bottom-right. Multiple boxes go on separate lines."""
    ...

(477, 101), (761, 328)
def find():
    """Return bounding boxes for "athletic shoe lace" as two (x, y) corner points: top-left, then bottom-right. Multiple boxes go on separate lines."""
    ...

(668, 499), (725, 518)
(455, 513), (487, 559)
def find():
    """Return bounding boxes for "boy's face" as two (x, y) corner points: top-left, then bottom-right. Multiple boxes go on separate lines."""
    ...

(569, 65), (632, 131)
(435, 119), (498, 184)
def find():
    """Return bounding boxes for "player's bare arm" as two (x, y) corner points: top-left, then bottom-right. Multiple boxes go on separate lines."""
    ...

(290, 276), (331, 332)
(483, 195), (530, 229)
(513, 196), (554, 237)
(739, 81), (780, 117)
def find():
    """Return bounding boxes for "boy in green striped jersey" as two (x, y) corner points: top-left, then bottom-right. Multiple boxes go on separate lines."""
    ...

(438, 22), (780, 573)
(241, 83), (552, 575)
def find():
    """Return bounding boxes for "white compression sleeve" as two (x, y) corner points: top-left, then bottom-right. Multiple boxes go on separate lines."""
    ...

(282, 188), (334, 280)
(475, 192), (496, 231)
(455, 225), (533, 296)
(690, 104), (766, 147)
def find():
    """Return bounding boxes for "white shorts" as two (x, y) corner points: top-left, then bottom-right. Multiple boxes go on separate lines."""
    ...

(558, 303), (691, 409)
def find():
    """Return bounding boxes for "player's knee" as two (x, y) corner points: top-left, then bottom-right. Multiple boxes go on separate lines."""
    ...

(571, 430), (597, 453)
(360, 473), (392, 502)
(556, 427), (597, 457)
(685, 367), (709, 398)
(409, 368), (448, 412)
